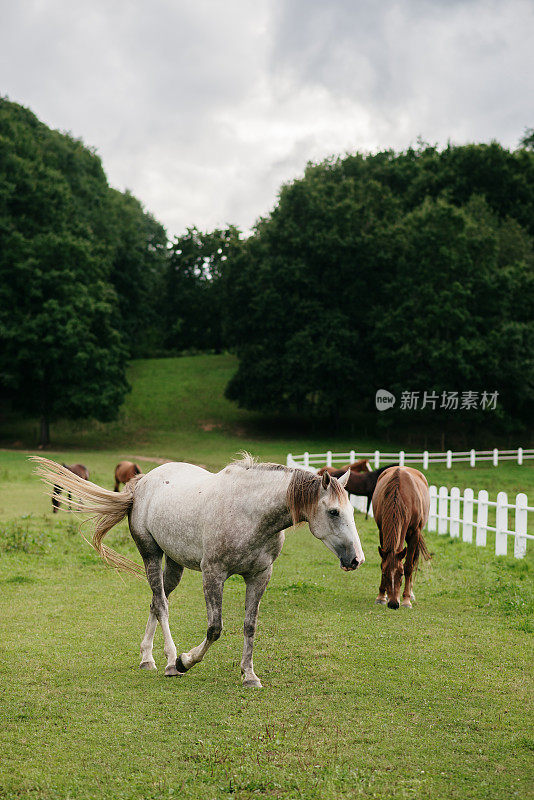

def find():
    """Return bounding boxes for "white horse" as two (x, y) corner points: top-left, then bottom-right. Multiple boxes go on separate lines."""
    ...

(33, 455), (365, 688)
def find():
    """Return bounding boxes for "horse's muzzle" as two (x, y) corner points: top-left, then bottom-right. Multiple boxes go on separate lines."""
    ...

(387, 599), (400, 610)
(340, 557), (361, 572)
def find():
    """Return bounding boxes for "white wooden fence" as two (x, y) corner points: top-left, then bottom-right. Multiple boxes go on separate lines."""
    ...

(287, 447), (534, 470)
(427, 486), (532, 559)
(346, 486), (532, 559)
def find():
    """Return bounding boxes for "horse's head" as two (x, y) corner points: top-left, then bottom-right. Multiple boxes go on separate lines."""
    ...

(308, 471), (365, 571)
(378, 545), (407, 609)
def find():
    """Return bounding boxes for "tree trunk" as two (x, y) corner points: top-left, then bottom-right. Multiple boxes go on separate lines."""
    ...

(39, 416), (50, 448)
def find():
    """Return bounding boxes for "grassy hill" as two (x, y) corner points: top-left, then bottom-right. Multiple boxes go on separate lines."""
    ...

(1, 353), (533, 489)
(0, 354), (533, 799)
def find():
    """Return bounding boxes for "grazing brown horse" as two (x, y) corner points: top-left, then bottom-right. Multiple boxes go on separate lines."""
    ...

(372, 466), (430, 610)
(52, 463), (89, 513)
(317, 459), (371, 476)
(114, 461), (142, 491)
(317, 465), (398, 518)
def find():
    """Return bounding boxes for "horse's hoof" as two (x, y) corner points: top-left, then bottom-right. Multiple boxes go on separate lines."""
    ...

(375, 597), (387, 605)
(164, 665), (182, 677)
(175, 655), (190, 674)
(410, 591), (416, 602)
(140, 661), (157, 670)
(243, 678), (262, 689)
(401, 599), (413, 608)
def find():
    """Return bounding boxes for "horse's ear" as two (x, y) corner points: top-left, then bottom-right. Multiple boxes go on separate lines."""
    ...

(337, 470), (350, 488)
(397, 546), (407, 559)
(321, 470), (331, 489)
(378, 546), (385, 559)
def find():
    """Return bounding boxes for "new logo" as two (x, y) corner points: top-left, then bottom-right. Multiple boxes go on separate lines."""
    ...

(375, 390), (395, 411)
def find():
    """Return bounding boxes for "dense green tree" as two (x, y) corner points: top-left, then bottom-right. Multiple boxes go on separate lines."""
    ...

(370, 197), (533, 422)
(0, 97), (167, 442)
(0, 231), (128, 445)
(225, 169), (399, 419)
(225, 143), (534, 428)
(164, 226), (240, 352)
(106, 190), (168, 356)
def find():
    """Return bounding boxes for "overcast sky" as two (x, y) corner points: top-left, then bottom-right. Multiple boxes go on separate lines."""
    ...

(1, 0), (533, 237)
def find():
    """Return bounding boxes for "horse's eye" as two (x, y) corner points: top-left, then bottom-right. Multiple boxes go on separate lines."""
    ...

(328, 509), (340, 517)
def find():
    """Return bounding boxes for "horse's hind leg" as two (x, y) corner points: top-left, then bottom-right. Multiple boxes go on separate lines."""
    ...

(163, 555), (183, 599)
(139, 554), (184, 673)
(52, 485), (61, 513)
(402, 534), (418, 608)
(176, 565), (225, 675)
(241, 566), (272, 688)
(132, 529), (179, 676)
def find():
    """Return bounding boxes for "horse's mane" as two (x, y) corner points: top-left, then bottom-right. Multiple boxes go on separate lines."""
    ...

(286, 468), (346, 526)
(232, 453), (345, 526)
(232, 452), (288, 472)
(381, 468), (410, 553)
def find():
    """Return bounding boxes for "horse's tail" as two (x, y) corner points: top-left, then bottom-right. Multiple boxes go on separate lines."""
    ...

(31, 456), (145, 580)
(381, 468), (410, 550)
(414, 531), (432, 564)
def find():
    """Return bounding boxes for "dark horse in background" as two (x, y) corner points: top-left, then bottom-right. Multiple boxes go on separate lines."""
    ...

(317, 464), (399, 518)
(372, 466), (430, 609)
(317, 459), (371, 476)
(114, 461), (142, 491)
(52, 463), (89, 512)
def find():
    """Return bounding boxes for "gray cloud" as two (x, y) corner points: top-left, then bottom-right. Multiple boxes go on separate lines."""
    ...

(1, 0), (532, 236)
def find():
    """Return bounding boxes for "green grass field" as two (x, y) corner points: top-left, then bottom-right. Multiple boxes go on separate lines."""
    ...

(0, 355), (533, 799)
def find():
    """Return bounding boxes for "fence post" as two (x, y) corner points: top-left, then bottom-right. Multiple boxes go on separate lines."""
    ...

(304, 452), (309, 469)
(493, 448), (498, 467)
(449, 487), (461, 537)
(423, 450), (429, 470)
(399, 450), (405, 467)
(514, 493), (527, 559)
(326, 451), (332, 467)
(470, 449), (476, 468)
(428, 485), (437, 531)
(495, 491), (508, 556)
(350, 450), (356, 464)
(476, 490), (488, 547)
(518, 447), (523, 466)
(438, 487), (449, 535)
(446, 450), (452, 469)
(463, 488), (474, 542)
(374, 450), (380, 469)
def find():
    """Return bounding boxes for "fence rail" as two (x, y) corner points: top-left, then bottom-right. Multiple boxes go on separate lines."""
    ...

(348, 486), (531, 559)
(287, 447), (534, 470)
(427, 486), (532, 559)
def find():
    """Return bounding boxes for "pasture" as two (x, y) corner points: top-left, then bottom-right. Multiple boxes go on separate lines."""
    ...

(0, 355), (533, 799)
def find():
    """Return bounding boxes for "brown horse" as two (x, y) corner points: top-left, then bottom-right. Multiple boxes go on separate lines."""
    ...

(317, 465), (398, 519)
(372, 466), (430, 610)
(52, 463), (89, 512)
(316, 459), (371, 476)
(114, 461), (142, 491)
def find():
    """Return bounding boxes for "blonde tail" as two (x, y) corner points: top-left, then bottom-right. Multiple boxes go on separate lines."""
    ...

(31, 456), (145, 579)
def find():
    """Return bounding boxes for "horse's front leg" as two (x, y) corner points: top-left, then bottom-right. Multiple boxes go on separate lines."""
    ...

(241, 565), (272, 688)
(176, 566), (225, 674)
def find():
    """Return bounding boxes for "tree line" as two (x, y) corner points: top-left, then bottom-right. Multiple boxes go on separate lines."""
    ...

(1, 97), (532, 443)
